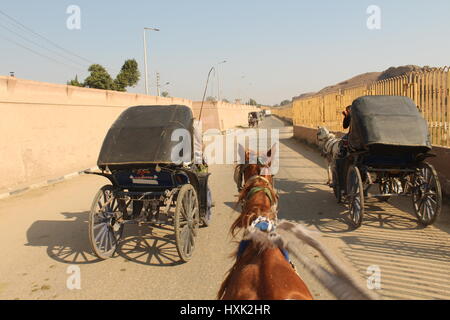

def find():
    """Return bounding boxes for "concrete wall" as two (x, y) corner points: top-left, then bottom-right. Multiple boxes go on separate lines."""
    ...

(292, 124), (450, 197)
(0, 77), (257, 193)
(192, 101), (259, 132)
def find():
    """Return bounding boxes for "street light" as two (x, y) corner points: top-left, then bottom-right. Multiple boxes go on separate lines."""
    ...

(216, 60), (227, 101)
(199, 66), (216, 121)
(159, 81), (170, 96)
(143, 27), (160, 95)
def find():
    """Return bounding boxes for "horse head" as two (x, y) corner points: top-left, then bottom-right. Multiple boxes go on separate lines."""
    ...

(317, 126), (331, 142)
(234, 144), (277, 191)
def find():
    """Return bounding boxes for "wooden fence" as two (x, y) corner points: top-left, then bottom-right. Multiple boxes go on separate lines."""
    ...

(272, 67), (450, 147)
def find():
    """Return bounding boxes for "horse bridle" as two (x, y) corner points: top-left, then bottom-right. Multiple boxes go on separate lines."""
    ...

(236, 162), (274, 192)
(237, 175), (277, 208)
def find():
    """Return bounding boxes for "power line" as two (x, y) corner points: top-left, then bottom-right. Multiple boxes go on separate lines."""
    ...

(0, 9), (95, 66)
(0, 22), (89, 70)
(0, 9), (120, 74)
(0, 33), (86, 72)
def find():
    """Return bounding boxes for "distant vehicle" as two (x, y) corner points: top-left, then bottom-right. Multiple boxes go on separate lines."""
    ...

(264, 110), (272, 117)
(248, 112), (259, 128)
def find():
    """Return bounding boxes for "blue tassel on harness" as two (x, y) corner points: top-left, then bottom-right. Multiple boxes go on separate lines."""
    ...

(254, 221), (270, 232)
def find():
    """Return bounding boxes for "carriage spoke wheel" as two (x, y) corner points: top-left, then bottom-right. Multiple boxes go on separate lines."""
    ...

(412, 163), (442, 226)
(346, 166), (365, 229)
(174, 184), (199, 262)
(89, 185), (124, 260)
(332, 168), (342, 203)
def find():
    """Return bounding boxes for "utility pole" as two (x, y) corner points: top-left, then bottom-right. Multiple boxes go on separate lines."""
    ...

(143, 27), (160, 95)
(216, 60), (227, 101)
(156, 72), (161, 96)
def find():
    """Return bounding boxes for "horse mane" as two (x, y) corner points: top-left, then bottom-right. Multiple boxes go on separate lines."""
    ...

(217, 229), (278, 300)
(230, 178), (278, 237)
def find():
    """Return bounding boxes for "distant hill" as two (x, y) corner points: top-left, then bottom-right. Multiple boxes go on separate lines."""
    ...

(317, 72), (381, 95)
(292, 65), (436, 100)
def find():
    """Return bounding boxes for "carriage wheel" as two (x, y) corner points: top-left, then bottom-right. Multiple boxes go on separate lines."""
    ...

(89, 185), (124, 260)
(174, 184), (200, 262)
(346, 166), (365, 229)
(332, 169), (342, 203)
(412, 163), (442, 226)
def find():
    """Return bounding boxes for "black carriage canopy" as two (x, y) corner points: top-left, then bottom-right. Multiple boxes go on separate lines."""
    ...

(97, 105), (194, 168)
(348, 96), (432, 154)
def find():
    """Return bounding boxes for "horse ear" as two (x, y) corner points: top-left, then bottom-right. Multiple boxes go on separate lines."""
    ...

(265, 143), (277, 168)
(267, 143), (277, 158)
(238, 144), (246, 163)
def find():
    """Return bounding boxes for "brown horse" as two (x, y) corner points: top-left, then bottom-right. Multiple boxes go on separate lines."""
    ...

(234, 145), (277, 192)
(218, 176), (313, 300)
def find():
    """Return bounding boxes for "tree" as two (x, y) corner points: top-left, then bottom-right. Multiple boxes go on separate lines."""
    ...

(68, 59), (140, 92)
(67, 75), (83, 87)
(222, 98), (230, 103)
(206, 96), (217, 102)
(248, 98), (258, 106)
(161, 91), (170, 97)
(83, 64), (114, 90)
(114, 59), (140, 92)
(280, 99), (291, 106)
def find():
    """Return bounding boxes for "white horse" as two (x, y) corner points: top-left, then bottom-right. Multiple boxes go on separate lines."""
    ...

(317, 127), (342, 185)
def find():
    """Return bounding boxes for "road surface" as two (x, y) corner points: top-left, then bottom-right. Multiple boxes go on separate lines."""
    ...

(0, 116), (449, 300)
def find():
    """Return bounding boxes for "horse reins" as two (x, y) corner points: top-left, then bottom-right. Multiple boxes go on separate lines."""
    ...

(241, 175), (276, 206)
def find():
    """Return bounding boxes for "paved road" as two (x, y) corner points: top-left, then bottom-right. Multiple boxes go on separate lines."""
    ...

(1, 116), (449, 300)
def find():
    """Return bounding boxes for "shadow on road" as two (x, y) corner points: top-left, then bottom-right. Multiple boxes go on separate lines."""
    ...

(25, 211), (183, 266)
(116, 224), (183, 267)
(275, 178), (425, 234)
(277, 136), (450, 299)
(25, 211), (101, 265)
(279, 136), (450, 233)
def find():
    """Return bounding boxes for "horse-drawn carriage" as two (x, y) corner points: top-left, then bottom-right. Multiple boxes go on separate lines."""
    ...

(86, 105), (212, 262)
(248, 112), (259, 128)
(332, 96), (442, 229)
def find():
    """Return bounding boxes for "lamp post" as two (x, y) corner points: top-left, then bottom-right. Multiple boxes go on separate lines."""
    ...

(143, 27), (160, 95)
(199, 66), (216, 121)
(216, 60), (227, 101)
(159, 81), (170, 96)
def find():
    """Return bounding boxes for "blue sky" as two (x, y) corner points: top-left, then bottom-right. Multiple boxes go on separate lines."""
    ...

(1, 0), (450, 105)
